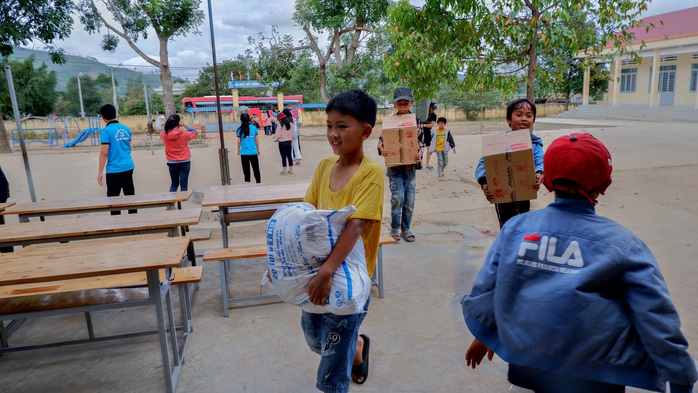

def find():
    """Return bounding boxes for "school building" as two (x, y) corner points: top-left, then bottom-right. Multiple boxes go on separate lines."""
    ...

(580, 6), (698, 108)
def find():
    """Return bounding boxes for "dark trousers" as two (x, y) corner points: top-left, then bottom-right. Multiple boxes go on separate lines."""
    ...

(278, 141), (293, 168)
(495, 200), (530, 228)
(509, 364), (625, 393)
(106, 169), (136, 215)
(241, 155), (261, 183)
(167, 161), (191, 192)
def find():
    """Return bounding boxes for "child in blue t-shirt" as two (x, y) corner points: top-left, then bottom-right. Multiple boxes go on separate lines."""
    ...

(236, 113), (261, 183)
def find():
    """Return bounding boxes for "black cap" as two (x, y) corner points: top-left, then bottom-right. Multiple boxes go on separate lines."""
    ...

(393, 87), (414, 103)
(430, 102), (437, 109)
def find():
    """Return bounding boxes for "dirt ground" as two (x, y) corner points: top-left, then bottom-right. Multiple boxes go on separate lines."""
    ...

(1, 116), (697, 392)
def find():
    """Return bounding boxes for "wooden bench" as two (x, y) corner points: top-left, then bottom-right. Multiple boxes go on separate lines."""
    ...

(202, 234), (397, 316)
(0, 266), (203, 350)
(189, 229), (211, 242)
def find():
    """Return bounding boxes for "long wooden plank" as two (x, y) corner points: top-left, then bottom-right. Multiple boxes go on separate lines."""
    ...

(0, 236), (190, 286)
(201, 182), (307, 208)
(0, 208), (201, 245)
(1, 190), (192, 216)
(0, 266), (203, 299)
(203, 233), (397, 262)
(0, 202), (16, 212)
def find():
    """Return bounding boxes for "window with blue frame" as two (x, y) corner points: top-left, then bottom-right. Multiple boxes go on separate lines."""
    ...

(620, 68), (637, 93)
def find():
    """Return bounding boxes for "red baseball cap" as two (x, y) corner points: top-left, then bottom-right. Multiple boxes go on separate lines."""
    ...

(543, 133), (613, 205)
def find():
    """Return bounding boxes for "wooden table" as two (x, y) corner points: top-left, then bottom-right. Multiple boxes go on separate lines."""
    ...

(201, 183), (307, 317)
(0, 236), (191, 393)
(202, 182), (307, 247)
(1, 191), (192, 222)
(0, 208), (202, 248)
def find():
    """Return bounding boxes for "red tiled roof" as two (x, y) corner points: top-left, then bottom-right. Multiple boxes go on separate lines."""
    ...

(625, 6), (698, 44)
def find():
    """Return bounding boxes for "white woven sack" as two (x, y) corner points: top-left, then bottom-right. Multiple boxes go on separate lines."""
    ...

(261, 202), (371, 315)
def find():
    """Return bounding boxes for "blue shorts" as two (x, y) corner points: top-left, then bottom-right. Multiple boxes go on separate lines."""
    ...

(301, 297), (371, 393)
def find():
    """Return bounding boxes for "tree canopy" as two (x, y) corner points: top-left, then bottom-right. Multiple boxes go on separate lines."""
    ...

(77, 0), (205, 114)
(0, 56), (59, 118)
(252, 0), (391, 103)
(0, 0), (74, 63)
(385, 0), (650, 101)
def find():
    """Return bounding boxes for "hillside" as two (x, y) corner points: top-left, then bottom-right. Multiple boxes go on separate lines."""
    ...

(7, 48), (163, 95)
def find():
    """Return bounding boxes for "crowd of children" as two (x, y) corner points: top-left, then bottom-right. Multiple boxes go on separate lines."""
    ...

(295, 86), (696, 393)
(92, 86), (696, 393)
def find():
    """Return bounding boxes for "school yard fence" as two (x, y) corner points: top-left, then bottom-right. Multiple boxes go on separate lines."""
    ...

(1, 103), (579, 140)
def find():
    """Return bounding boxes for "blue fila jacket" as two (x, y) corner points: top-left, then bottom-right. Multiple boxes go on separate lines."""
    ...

(462, 198), (697, 392)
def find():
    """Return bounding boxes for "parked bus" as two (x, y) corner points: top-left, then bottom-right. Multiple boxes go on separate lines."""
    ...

(182, 95), (303, 119)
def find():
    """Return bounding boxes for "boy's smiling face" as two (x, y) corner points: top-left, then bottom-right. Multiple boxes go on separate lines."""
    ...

(326, 111), (371, 156)
(394, 99), (413, 115)
(507, 103), (535, 131)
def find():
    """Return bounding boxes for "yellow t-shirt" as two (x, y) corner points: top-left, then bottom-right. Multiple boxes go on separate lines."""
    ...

(304, 156), (384, 276)
(435, 128), (447, 151)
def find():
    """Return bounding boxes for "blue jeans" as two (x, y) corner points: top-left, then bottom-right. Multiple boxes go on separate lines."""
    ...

(167, 161), (191, 192)
(301, 297), (371, 393)
(387, 167), (416, 232)
(436, 151), (448, 177)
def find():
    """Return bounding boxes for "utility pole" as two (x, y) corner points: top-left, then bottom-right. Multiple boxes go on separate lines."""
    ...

(77, 73), (86, 118)
(144, 84), (154, 155)
(5, 66), (38, 202)
(207, 0), (231, 185)
(110, 67), (118, 115)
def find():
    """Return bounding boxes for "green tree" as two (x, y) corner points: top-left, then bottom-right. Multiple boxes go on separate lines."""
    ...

(0, 0), (74, 153)
(77, 0), (205, 115)
(0, 56), (59, 117)
(253, 0), (390, 103)
(183, 55), (263, 101)
(56, 74), (106, 116)
(385, 0), (650, 101)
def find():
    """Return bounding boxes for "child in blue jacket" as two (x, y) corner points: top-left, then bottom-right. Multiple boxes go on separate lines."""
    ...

(463, 133), (697, 393)
(475, 98), (543, 227)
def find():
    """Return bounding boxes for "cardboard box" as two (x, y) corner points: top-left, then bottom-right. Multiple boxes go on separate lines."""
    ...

(482, 129), (537, 204)
(381, 113), (420, 167)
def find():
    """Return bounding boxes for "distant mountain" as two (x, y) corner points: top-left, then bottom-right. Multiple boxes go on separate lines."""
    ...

(6, 48), (163, 95)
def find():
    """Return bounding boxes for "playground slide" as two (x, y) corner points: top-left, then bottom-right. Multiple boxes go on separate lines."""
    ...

(63, 127), (100, 148)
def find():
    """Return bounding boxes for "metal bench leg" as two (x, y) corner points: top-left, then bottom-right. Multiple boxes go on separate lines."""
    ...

(85, 311), (96, 338)
(377, 246), (384, 299)
(165, 285), (181, 368)
(0, 321), (8, 349)
(149, 270), (174, 393)
(220, 260), (230, 317)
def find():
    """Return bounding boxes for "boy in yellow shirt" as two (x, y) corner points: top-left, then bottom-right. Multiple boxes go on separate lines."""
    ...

(302, 89), (384, 391)
(428, 116), (456, 179)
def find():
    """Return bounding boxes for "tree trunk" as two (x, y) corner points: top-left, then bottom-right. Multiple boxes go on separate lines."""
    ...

(319, 64), (329, 104)
(526, 39), (537, 102)
(0, 115), (11, 153)
(526, 5), (540, 102)
(159, 40), (175, 115)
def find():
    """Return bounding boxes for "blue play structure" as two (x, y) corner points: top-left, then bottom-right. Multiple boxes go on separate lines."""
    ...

(63, 116), (100, 148)
(10, 115), (101, 148)
(10, 116), (62, 147)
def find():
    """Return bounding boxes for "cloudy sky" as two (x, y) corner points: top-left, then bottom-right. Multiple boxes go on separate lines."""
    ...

(27, 0), (698, 80)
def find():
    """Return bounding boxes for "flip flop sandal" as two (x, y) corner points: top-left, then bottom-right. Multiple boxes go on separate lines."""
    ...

(351, 334), (370, 384)
(401, 231), (416, 242)
(389, 229), (401, 242)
